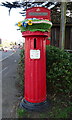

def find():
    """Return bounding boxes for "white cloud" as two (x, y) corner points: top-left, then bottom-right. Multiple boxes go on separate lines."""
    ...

(0, 5), (25, 43)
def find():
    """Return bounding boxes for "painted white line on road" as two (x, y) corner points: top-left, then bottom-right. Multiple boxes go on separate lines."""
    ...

(0, 67), (8, 74)
(0, 52), (15, 62)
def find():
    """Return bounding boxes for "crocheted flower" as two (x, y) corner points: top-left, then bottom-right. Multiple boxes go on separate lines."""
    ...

(22, 22), (27, 27)
(18, 22), (22, 27)
(28, 20), (32, 25)
(45, 19), (49, 21)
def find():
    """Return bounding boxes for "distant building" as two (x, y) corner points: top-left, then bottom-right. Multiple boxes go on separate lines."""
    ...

(0, 38), (11, 48)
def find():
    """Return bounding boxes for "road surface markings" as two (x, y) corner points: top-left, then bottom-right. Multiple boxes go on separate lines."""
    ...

(0, 52), (15, 62)
(0, 67), (8, 74)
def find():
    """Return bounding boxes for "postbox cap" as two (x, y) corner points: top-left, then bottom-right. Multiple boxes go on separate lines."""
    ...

(26, 7), (51, 20)
(17, 7), (52, 32)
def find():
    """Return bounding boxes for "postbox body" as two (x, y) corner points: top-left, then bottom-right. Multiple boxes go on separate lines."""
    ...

(22, 31), (48, 103)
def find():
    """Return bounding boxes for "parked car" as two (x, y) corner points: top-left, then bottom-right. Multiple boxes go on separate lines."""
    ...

(0, 47), (3, 51)
(3, 47), (8, 52)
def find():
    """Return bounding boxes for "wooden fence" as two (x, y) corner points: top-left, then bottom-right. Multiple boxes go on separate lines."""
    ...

(51, 24), (72, 50)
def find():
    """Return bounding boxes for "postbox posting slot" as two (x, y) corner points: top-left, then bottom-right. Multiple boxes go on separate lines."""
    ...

(34, 38), (36, 49)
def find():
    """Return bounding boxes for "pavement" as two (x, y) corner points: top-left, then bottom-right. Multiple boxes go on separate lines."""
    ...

(0, 49), (21, 118)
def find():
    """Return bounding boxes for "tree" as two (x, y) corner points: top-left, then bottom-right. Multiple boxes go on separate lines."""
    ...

(59, 2), (67, 49)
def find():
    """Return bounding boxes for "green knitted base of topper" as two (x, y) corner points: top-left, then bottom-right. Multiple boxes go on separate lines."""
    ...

(20, 23), (52, 32)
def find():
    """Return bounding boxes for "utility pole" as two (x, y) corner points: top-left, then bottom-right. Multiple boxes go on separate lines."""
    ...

(59, 2), (66, 49)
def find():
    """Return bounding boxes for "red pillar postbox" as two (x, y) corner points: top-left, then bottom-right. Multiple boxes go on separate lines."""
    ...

(18, 7), (52, 111)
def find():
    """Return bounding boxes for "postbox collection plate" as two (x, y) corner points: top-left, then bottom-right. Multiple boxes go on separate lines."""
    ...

(30, 50), (40, 59)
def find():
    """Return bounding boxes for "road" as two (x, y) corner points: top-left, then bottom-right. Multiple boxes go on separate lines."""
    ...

(0, 49), (21, 118)
(0, 49), (17, 62)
